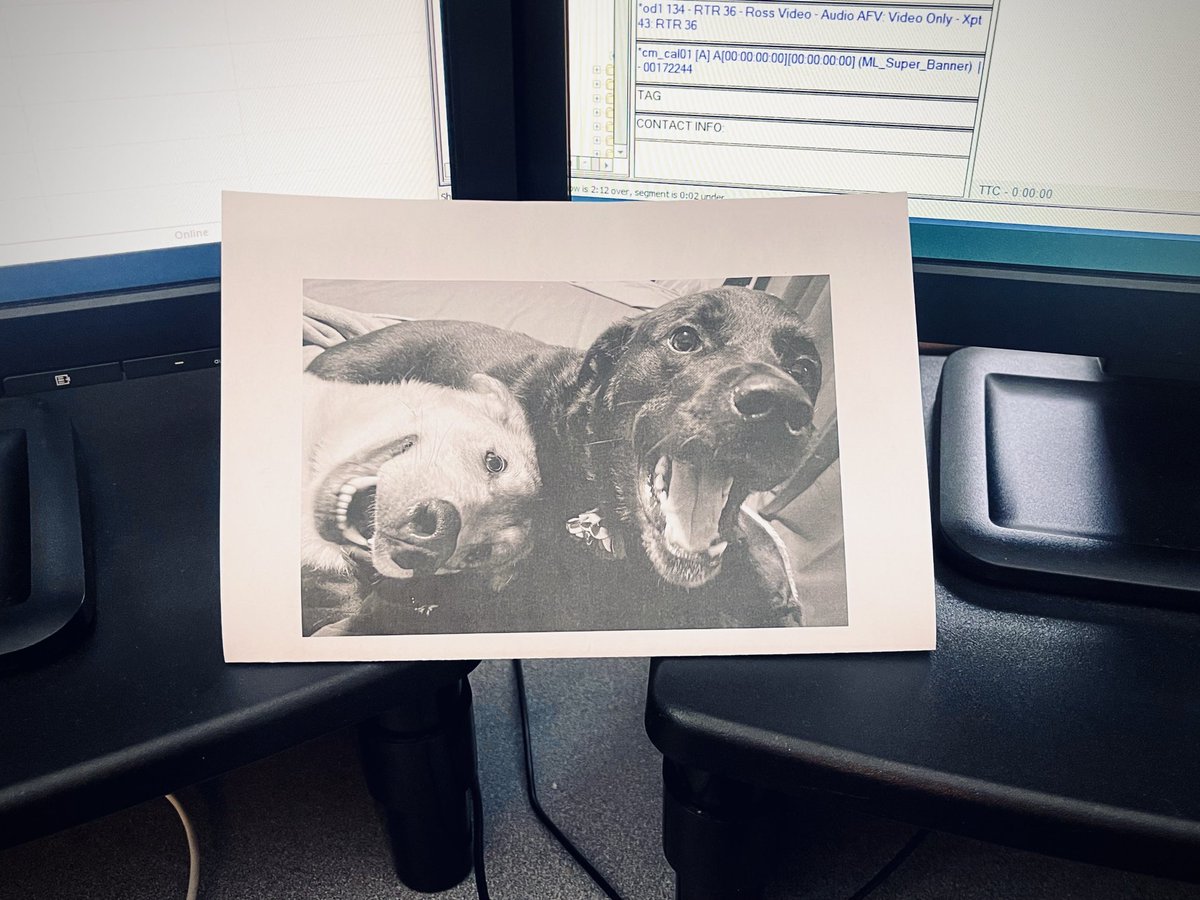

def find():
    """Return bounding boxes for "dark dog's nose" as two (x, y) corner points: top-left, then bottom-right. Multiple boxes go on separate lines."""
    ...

(389, 499), (462, 574)
(733, 374), (813, 434)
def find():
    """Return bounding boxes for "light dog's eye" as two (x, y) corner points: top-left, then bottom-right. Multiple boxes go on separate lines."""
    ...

(484, 450), (507, 474)
(668, 326), (702, 353)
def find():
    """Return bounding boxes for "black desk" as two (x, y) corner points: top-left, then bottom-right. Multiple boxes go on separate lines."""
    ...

(646, 355), (1200, 898)
(0, 370), (477, 891)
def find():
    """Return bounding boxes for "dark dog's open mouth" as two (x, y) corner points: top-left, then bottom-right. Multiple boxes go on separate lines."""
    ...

(314, 434), (416, 552)
(638, 453), (739, 587)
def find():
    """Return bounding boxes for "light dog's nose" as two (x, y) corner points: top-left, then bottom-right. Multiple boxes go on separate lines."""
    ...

(732, 374), (813, 435)
(389, 499), (461, 574)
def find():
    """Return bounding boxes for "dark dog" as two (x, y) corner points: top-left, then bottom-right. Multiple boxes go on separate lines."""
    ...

(309, 287), (822, 631)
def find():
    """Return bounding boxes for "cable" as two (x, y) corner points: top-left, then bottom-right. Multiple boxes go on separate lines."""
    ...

(465, 768), (489, 900)
(469, 766), (491, 900)
(164, 793), (200, 900)
(846, 828), (929, 900)
(512, 660), (626, 900)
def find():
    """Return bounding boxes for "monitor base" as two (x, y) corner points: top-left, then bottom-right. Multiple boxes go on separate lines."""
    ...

(937, 347), (1200, 600)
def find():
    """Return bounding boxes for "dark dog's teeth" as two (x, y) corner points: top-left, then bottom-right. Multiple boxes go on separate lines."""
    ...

(652, 456), (670, 502)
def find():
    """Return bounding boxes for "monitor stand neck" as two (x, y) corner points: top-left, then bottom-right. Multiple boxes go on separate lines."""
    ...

(937, 347), (1200, 601)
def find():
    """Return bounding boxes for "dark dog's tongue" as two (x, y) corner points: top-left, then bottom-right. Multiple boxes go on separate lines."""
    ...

(661, 458), (733, 554)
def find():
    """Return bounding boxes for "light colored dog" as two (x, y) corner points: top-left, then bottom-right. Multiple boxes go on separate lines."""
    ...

(302, 372), (541, 593)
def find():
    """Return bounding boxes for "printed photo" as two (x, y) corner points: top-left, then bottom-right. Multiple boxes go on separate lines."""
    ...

(220, 192), (935, 661)
(298, 276), (848, 638)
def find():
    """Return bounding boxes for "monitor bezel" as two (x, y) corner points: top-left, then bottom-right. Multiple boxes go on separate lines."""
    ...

(0, 283), (220, 383)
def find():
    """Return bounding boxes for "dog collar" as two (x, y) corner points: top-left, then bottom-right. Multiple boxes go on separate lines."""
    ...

(566, 508), (625, 560)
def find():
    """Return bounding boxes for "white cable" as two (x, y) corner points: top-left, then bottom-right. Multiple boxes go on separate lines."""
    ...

(165, 793), (200, 900)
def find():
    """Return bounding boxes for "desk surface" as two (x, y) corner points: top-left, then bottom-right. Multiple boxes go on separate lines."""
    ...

(0, 369), (472, 847)
(647, 355), (1200, 881)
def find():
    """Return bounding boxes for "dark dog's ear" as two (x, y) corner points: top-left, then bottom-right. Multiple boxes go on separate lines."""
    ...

(577, 320), (634, 394)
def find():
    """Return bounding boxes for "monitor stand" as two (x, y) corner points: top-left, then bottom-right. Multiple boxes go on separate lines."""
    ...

(937, 347), (1200, 601)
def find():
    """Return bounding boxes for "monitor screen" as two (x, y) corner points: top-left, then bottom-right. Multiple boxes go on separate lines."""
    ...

(567, 0), (1200, 275)
(0, 0), (450, 302)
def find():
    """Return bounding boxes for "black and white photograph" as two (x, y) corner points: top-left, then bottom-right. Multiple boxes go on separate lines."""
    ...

(219, 192), (934, 661)
(299, 277), (848, 638)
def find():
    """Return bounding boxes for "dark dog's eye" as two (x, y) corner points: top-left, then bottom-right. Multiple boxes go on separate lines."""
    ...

(484, 451), (507, 474)
(668, 326), (702, 353)
(788, 357), (819, 388)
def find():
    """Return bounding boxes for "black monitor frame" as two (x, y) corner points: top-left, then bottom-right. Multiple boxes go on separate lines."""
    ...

(440, 0), (568, 202)
(913, 262), (1200, 379)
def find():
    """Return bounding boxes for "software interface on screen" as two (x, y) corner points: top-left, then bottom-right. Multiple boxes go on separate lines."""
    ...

(0, 0), (450, 268)
(568, 0), (1199, 238)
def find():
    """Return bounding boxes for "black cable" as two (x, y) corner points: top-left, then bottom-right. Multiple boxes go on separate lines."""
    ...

(512, 660), (626, 900)
(846, 828), (929, 900)
(469, 762), (491, 900)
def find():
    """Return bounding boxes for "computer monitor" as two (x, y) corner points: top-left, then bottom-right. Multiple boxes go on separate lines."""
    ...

(0, 0), (453, 367)
(558, 0), (1199, 366)
(566, 0), (1196, 269)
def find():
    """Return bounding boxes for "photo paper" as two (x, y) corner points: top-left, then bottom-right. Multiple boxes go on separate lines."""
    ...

(220, 193), (934, 660)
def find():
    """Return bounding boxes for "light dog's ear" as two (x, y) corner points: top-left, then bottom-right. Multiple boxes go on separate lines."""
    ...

(468, 373), (525, 428)
(576, 320), (634, 395)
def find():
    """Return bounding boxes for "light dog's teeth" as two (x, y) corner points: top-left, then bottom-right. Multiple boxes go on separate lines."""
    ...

(334, 476), (377, 511)
(367, 537), (375, 550)
(332, 476), (378, 548)
(341, 525), (370, 549)
(706, 541), (728, 558)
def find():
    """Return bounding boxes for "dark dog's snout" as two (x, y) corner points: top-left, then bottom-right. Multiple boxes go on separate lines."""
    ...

(389, 499), (461, 573)
(732, 374), (813, 435)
